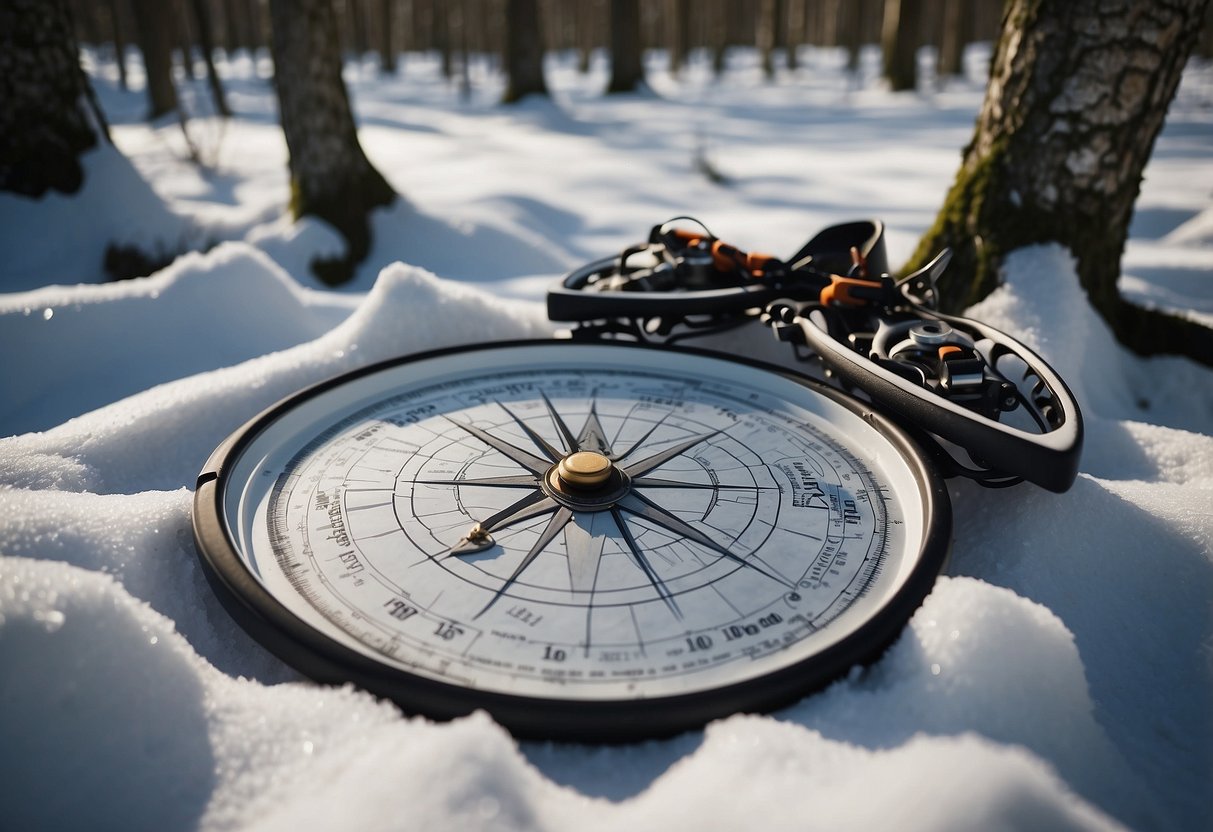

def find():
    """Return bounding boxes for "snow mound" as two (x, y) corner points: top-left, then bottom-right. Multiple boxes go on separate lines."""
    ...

(0, 144), (195, 290)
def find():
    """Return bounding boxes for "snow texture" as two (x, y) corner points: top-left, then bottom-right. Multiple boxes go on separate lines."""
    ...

(1, 46), (1211, 832)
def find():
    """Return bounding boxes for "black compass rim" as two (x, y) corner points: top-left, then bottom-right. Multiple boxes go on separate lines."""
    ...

(192, 339), (951, 743)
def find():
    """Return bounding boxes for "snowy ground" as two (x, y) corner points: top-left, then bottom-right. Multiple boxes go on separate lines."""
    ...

(1, 46), (1211, 831)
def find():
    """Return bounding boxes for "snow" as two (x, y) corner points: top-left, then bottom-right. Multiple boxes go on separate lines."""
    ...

(2, 46), (1212, 831)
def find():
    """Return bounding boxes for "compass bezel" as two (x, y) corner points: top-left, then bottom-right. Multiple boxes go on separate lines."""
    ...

(192, 339), (951, 742)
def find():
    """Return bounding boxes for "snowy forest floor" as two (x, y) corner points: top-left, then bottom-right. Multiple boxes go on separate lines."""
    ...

(1, 45), (1212, 831)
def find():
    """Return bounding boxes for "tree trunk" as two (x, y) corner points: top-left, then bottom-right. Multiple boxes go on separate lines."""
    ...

(840, 0), (862, 73)
(937, 0), (971, 78)
(268, 0), (396, 285)
(710, 0), (728, 76)
(191, 0), (232, 116)
(881, 0), (921, 91)
(908, 0), (1213, 364)
(757, 0), (779, 79)
(0, 0), (110, 197)
(502, 0), (548, 102)
(178, 0), (198, 80)
(667, 0), (689, 76)
(131, 0), (179, 118)
(109, 0), (130, 89)
(378, 0), (397, 73)
(606, 0), (643, 92)
(786, 0), (805, 70)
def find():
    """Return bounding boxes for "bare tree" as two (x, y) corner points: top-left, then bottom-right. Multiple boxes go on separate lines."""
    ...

(268, 0), (396, 284)
(606, 0), (644, 92)
(908, 0), (1213, 364)
(502, 0), (549, 102)
(1, 0), (110, 196)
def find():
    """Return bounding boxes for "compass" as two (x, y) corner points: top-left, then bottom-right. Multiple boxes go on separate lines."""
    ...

(194, 340), (950, 740)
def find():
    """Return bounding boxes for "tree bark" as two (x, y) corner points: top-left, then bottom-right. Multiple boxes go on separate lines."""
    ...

(108, 0), (130, 89)
(757, 0), (780, 79)
(606, 0), (644, 92)
(378, 0), (397, 73)
(937, 0), (972, 79)
(268, 0), (396, 284)
(881, 0), (921, 91)
(131, 0), (179, 118)
(667, 0), (689, 76)
(502, 0), (549, 102)
(0, 0), (110, 197)
(908, 0), (1213, 364)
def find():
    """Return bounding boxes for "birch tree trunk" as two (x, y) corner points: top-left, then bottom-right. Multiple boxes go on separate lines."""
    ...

(269, 0), (395, 285)
(908, 0), (1213, 364)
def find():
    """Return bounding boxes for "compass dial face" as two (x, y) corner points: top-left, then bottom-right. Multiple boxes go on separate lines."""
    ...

(197, 342), (947, 737)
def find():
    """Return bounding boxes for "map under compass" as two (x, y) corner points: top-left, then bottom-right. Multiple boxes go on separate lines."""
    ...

(198, 342), (947, 737)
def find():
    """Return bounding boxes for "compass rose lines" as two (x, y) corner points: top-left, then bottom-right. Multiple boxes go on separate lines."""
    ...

(564, 513), (608, 594)
(415, 474), (540, 488)
(621, 429), (723, 479)
(616, 492), (792, 588)
(442, 415), (550, 475)
(495, 399), (564, 462)
(576, 398), (613, 456)
(539, 391), (579, 453)
(612, 409), (674, 463)
(442, 489), (558, 558)
(610, 507), (682, 619)
(475, 507), (573, 620)
(431, 391), (780, 619)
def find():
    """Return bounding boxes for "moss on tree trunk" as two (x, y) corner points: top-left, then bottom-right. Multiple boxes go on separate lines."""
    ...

(908, 0), (1213, 366)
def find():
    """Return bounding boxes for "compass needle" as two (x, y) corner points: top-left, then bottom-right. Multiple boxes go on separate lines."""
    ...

(197, 341), (949, 741)
(446, 491), (558, 558)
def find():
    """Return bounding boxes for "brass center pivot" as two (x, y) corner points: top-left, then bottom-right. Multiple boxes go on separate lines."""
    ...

(554, 451), (613, 490)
